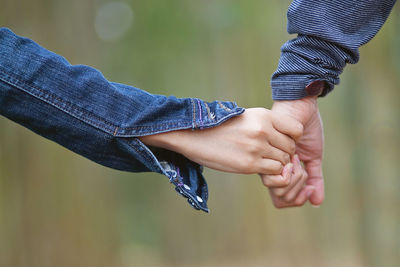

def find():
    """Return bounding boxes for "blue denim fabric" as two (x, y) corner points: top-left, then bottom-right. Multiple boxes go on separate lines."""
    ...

(272, 0), (397, 100)
(0, 28), (245, 212)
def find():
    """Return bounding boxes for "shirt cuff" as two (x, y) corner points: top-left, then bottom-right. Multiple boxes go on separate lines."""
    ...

(271, 75), (333, 100)
(123, 100), (245, 213)
(271, 35), (350, 100)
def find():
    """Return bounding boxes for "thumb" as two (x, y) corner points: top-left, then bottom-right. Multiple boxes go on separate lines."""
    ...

(304, 159), (324, 206)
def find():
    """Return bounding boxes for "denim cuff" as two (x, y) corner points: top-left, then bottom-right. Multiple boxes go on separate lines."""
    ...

(124, 100), (245, 213)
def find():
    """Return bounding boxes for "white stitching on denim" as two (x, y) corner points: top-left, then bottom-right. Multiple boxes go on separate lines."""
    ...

(218, 101), (232, 112)
(113, 127), (119, 136)
(191, 98), (196, 128)
(204, 102), (214, 121)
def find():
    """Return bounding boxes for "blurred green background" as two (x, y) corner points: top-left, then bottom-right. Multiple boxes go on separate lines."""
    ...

(1, 0), (400, 266)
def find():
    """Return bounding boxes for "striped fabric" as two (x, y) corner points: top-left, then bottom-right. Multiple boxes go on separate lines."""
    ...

(271, 0), (397, 100)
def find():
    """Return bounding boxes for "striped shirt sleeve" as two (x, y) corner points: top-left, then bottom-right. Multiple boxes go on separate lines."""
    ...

(271, 0), (397, 100)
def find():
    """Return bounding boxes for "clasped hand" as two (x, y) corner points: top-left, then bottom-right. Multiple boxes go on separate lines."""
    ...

(141, 97), (324, 208)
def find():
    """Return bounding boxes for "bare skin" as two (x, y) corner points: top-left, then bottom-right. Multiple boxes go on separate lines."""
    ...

(260, 96), (325, 208)
(266, 155), (315, 208)
(140, 108), (303, 176)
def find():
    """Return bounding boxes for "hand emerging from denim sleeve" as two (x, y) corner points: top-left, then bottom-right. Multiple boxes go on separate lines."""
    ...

(140, 108), (303, 176)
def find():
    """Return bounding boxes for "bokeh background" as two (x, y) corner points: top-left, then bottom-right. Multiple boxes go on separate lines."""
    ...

(1, 0), (400, 266)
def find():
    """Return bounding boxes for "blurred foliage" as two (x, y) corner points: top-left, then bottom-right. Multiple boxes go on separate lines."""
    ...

(1, 0), (400, 266)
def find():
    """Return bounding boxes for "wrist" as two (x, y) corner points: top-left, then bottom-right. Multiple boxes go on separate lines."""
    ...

(272, 96), (318, 126)
(139, 130), (190, 154)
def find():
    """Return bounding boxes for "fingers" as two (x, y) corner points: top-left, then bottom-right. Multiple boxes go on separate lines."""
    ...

(291, 185), (315, 207)
(304, 159), (324, 206)
(263, 146), (291, 165)
(260, 174), (290, 188)
(282, 169), (308, 202)
(264, 154), (317, 209)
(269, 155), (303, 196)
(269, 185), (315, 209)
(257, 159), (284, 175)
(271, 113), (304, 141)
(260, 163), (293, 188)
(268, 131), (296, 155)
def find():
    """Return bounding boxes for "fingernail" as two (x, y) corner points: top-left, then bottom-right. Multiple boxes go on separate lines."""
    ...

(295, 154), (301, 164)
(311, 205), (320, 208)
(306, 190), (313, 198)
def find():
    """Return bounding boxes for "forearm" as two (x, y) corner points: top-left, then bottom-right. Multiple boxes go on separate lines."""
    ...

(0, 27), (244, 212)
(0, 27), (242, 165)
(0, 27), (185, 172)
(271, 0), (397, 100)
(0, 80), (148, 172)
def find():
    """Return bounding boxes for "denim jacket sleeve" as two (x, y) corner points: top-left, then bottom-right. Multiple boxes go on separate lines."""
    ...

(0, 27), (245, 212)
(271, 0), (397, 100)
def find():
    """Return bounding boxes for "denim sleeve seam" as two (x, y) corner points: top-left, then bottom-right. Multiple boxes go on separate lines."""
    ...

(190, 98), (197, 128)
(125, 138), (166, 175)
(0, 69), (245, 137)
(0, 70), (207, 136)
(217, 101), (232, 112)
(203, 102), (213, 121)
(196, 99), (203, 128)
(117, 110), (245, 137)
(0, 69), (119, 134)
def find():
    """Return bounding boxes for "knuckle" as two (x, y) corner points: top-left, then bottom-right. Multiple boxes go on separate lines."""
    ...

(246, 142), (260, 154)
(268, 168), (282, 176)
(273, 162), (284, 173)
(282, 153), (291, 164)
(283, 178), (291, 186)
(294, 123), (304, 138)
(280, 176), (291, 186)
(241, 156), (257, 173)
(252, 125), (267, 138)
(263, 162), (283, 175)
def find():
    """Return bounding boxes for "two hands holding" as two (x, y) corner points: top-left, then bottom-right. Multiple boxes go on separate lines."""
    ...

(141, 96), (324, 208)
